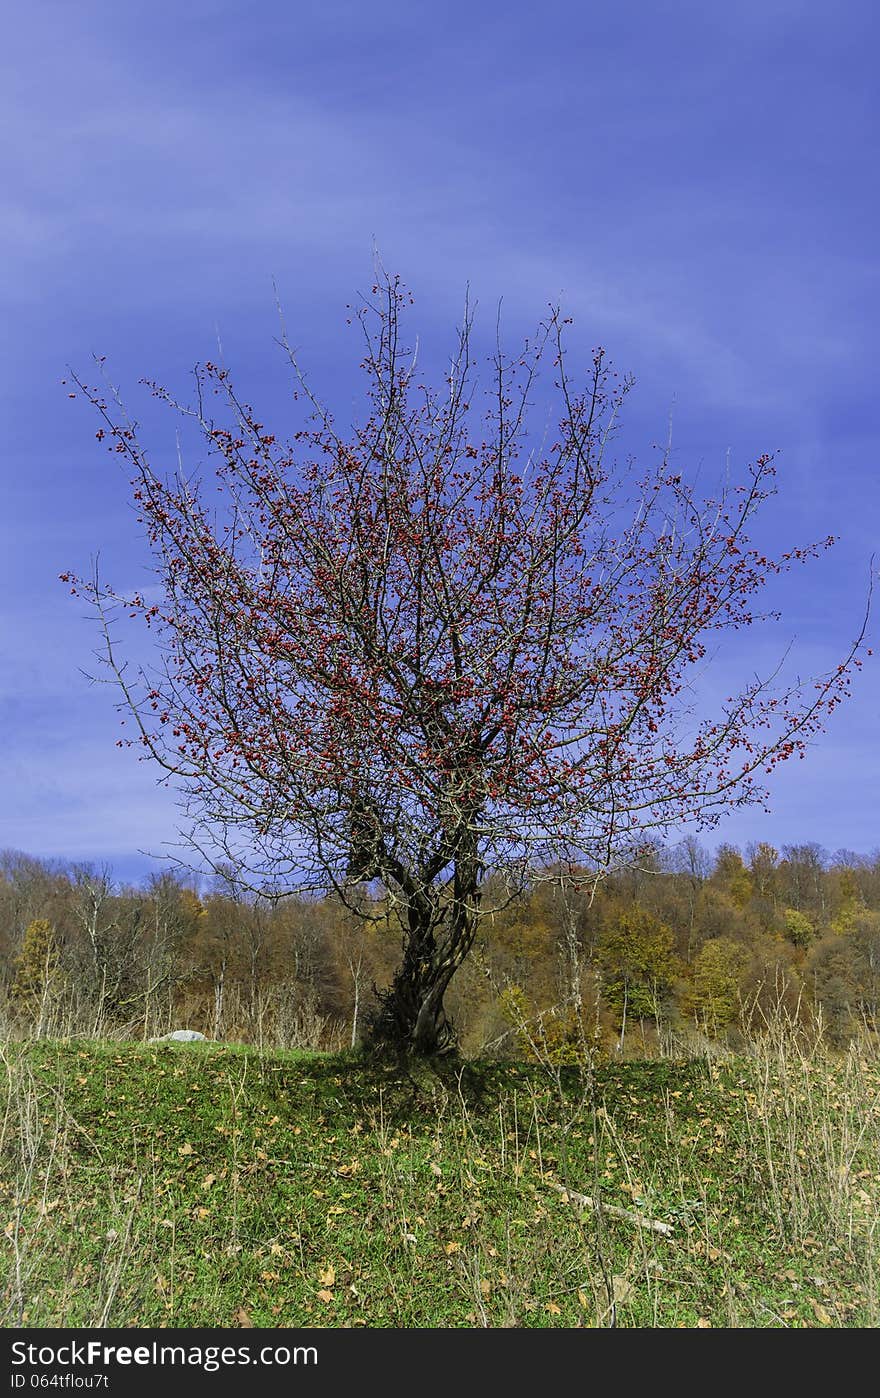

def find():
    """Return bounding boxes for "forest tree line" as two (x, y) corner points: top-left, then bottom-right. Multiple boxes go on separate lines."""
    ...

(1, 839), (878, 1056)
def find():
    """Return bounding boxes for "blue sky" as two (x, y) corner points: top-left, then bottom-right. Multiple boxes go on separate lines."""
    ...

(2, 0), (878, 883)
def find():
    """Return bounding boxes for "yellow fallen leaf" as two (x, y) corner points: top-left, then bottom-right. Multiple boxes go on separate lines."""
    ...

(317, 1289), (334, 1303)
(444, 1242), (460, 1256)
(318, 1264), (336, 1287)
(810, 1299), (833, 1326)
(178, 1143), (194, 1156)
(545, 1301), (561, 1315)
(202, 1174), (216, 1189)
(612, 1275), (633, 1305)
(480, 1279), (492, 1299)
(696, 1317), (712, 1328)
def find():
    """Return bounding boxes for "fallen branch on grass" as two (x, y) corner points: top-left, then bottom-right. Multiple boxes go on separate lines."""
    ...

(547, 1179), (675, 1236)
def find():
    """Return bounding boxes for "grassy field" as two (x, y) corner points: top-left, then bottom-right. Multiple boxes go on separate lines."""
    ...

(1, 1034), (878, 1328)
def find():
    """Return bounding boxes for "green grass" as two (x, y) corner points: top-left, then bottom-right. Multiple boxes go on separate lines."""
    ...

(2, 1038), (878, 1327)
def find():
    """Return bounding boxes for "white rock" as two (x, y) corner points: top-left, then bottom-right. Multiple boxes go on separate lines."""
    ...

(150, 1029), (208, 1042)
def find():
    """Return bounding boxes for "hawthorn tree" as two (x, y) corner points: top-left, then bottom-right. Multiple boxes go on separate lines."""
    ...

(63, 275), (867, 1055)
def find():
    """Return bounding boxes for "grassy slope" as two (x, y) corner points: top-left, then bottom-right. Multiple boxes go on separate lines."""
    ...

(1, 1040), (877, 1328)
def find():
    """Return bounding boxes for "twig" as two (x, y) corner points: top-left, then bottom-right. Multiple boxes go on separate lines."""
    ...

(547, 1179), (674, 1236)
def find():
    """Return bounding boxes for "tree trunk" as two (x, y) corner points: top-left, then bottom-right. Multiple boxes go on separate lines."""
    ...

(365, 875), (479, 1057)
(213, 964), (226, 1040)
(366, 936), (459, 1056)
(350, 952), (362, 1050)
